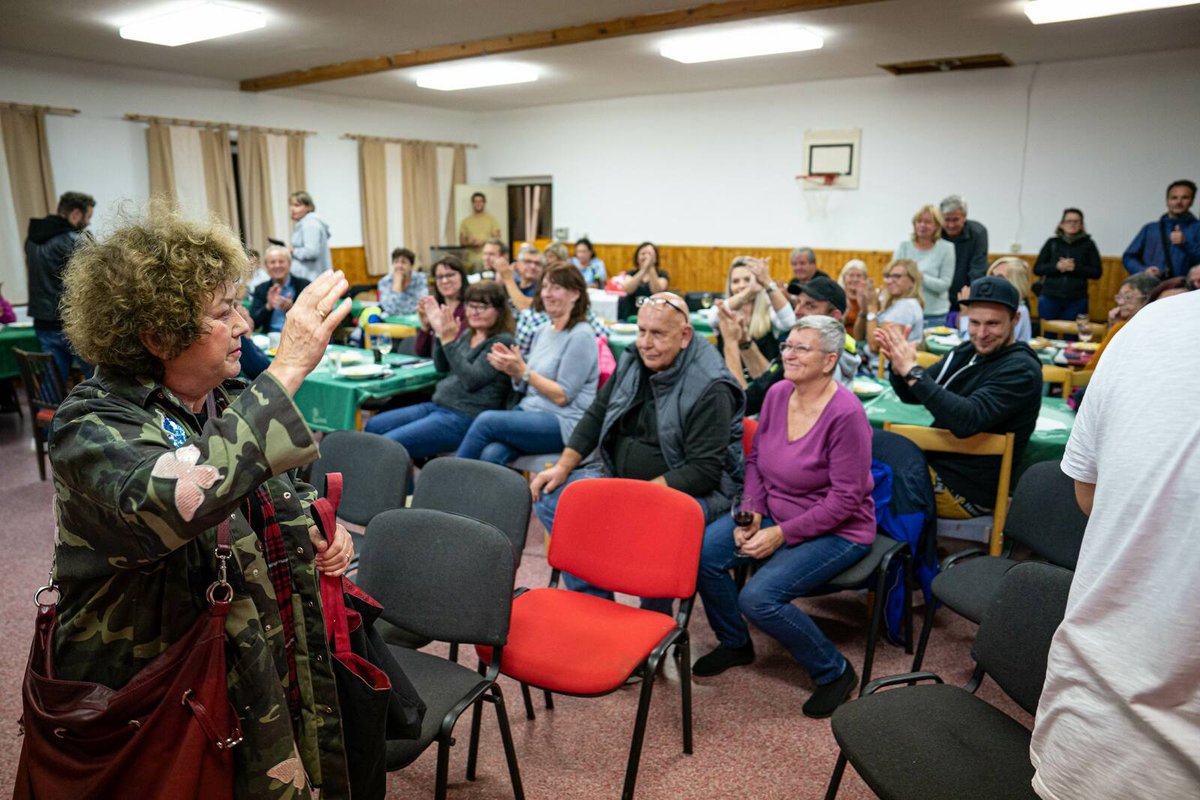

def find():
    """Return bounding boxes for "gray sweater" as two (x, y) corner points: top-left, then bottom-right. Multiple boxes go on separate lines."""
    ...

(431, 332), (515, 418)
(517, 322), (599, 441)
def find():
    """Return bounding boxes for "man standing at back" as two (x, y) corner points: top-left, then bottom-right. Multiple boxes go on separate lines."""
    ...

(939, 194), (989, 313)
(460, 192), (501, 271)
(1031, 289), (1200, 800)
(26, 191), (96, 383)
(789, 246), (827, 286)
(1123, 179), (1200, 278)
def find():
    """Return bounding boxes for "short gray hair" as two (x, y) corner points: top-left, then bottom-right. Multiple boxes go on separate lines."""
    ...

(263, 244), (290, 262)
(940, 194), (967, 216)
(794, 315), (845, 355)
(790, 246), (816, 264)
(517, 243), (541, 258)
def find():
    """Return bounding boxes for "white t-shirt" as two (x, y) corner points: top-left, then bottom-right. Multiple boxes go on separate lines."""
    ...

(1030, 290), (1200, 800)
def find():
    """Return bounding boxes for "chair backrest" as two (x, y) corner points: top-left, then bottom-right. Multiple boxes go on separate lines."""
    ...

(1004, 460), (1088, 569)
(884, 423), (1016, 555)
(357, 508), (514, 646)
(309, 430), (411, 526)
(549, 478), (705, 600)
(412, 457), (532, 570)
(363, 321), (417, 349)
(14, 348), (67, 412)
(741, 417), (759, 458)
(972, 561), (1072, 714)
(1041, 318), (1108, 341)
(1041, 364), (1072, 396)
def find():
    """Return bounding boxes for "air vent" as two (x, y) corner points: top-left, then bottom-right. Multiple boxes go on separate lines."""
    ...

(879, 53), (1012, 76)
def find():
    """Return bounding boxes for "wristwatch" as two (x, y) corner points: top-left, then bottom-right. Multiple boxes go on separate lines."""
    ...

(521, 366), (533, 383)
(902, 366), (926, 383)
(738, 340), (753, 351)
(866, 312), (878, 321)
(767, 281), (779, 292)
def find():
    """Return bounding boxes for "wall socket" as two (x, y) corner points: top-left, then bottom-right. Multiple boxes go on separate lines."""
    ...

(553, 227), (570, 240)
(1009, 242), (1022, 253)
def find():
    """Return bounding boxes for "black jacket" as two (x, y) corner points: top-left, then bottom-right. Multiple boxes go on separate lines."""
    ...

(248, 276), (311, 331)
(1033, 234), (1103, 301)
(25, 215), (84, 330)
(890, 340), (1042, 508)
(944, 219), (990, 311)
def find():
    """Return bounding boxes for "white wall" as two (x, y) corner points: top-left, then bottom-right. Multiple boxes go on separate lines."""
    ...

(0, 49), (483, 247)
(476, 48), (1200, 257)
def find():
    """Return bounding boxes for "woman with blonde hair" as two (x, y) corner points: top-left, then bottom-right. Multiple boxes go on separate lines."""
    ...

(892, 204), (955, 327)
(707, 255), (795, 383)
(854, 258), (925, 366)
(958, 257), (1033, 341)
(837, 259), (869, 328)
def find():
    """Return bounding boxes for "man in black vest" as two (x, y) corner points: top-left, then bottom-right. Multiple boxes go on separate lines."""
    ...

(530, 292), (744, 612)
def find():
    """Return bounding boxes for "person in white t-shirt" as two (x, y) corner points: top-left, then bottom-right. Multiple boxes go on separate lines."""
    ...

(1030, 289), (1200, 800)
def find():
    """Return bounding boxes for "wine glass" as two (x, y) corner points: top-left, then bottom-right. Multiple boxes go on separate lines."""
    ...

(374, 332), (393, 360)
(700, 293), (713, 310)
(731, 492), (756, 557)
(1075, 314), (1093, 344)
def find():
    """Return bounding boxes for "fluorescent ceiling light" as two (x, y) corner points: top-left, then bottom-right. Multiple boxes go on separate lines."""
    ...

(120, 2), (265, 46)
(415, 62), (539, 92)
(1024, 0), (1200, 24)
(660, 24), (823, 64)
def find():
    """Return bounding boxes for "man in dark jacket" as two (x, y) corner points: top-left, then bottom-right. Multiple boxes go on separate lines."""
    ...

(876, 276), (1042, 517)
(1122, 179), (1200, 278)
(25, 191), (96, 383)
(530, 292), (744, 611)
(248, 245), (311, 333)
(939, 194), (990, 313)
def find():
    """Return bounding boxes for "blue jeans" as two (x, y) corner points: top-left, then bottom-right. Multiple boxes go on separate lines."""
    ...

(35, 329), (93, 387)
(455, 408), (564, 465)
(535, 462), (696, 616)
(1037, 296), (1088, 322)
(365, 402), (474, 460)
(697, 514), (869, 685)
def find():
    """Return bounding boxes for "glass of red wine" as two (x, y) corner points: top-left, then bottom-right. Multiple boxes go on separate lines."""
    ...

(732, 492), (756, 557)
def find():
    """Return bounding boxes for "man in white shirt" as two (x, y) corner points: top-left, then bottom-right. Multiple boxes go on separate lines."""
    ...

(1030, 289), (1200, 799)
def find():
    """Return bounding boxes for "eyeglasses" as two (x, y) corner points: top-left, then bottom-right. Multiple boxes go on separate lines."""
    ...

(465, 302), (495, 313)
(636, 296), (689, 319)
(884, 272), (908, 281)
(435, 272), (459, 282)
(780, 342), (820, 355)
(1115, 290), (1144, 303)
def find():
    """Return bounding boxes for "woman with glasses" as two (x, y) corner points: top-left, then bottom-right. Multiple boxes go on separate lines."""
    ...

(1087, 272), (1161, 372)
(893, 204), (955, 327)
(694, 315), (875, 719)
(414, 255), (468, 357)
(1033, 208), (1103, 321)
(457, 264), (599, 464)
(853, 258), (925, 367)
(365, 281), (514, 458)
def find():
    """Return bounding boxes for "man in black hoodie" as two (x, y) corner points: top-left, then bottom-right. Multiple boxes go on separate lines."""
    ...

(26, 191), (96, 383)
(876, 276), (1042, 517)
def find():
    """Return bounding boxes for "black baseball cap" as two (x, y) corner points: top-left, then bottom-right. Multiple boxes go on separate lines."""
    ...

(792, 275), (847, 314)
(960, 276), (1021, 312)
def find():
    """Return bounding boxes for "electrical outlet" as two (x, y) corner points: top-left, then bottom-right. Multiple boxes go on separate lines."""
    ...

(1009, 242), (1021, 253)
(553, 227), (570, 240)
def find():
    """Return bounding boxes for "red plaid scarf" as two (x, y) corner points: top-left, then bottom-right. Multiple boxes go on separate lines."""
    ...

(244, 488), (302, 735)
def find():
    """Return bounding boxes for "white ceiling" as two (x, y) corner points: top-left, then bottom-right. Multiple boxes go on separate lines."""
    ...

(1, 0), (1197, 111)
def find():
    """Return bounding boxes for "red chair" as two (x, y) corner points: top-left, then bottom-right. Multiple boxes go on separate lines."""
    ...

(741, 417), (758, 458)
(476, 478), (704, 800)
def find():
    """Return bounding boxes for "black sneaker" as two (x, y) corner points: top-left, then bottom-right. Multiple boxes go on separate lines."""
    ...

(802, 662), (858, 719)
(692, 642), (755, 677)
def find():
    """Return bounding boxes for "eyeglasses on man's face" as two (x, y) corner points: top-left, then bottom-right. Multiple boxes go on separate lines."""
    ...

(780, 342), (820, 355)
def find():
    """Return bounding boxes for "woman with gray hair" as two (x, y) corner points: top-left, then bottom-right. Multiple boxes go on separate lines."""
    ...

(694, 315), (876, 719)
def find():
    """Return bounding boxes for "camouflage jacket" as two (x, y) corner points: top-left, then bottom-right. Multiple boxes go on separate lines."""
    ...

(49, 368), (351, 799)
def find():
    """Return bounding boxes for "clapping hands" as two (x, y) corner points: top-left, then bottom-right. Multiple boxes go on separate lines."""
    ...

(486, 341), (527, 379)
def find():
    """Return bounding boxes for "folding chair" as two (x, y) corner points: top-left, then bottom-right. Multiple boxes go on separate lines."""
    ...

(15, 348), (67, 481)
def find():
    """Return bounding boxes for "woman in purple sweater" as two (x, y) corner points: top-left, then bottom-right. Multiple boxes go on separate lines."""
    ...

(694, 315), (875, 718)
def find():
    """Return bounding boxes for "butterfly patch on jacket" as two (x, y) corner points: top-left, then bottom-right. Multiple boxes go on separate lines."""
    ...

(151, 444), (222, 521)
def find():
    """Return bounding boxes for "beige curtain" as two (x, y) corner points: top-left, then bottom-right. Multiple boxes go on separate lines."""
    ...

(442, 145), (467, 246)
(198, 125), (239, 237)
(359, 140), (389, 276)
(286, 133), (306, 237)
(401, 141), (440, 270)
(0, 108), (56, 232)
(237, 129), (273, 251)
(146, 122), (177, 204)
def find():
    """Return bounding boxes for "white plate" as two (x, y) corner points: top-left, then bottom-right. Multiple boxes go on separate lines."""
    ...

(332, 351), (369, 365)
(852, 379), (884, 397)
(610, 323), (638, 334)
(1035, 417), (1068, 432)
(336, 364), (386, 380)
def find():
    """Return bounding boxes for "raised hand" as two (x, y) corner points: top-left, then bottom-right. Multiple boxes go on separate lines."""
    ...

(267, 270), (350, 396)
(1170, 224), (1184, 246)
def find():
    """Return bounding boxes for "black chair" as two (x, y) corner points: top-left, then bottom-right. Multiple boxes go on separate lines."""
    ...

(15, 348), (67, 481)
(911, 460), (1087, 670)
(308, 429), (411, 541)
(412, 457), (532, 571)
(356, 508), (524, 800)
(825, 561), (1073, 800)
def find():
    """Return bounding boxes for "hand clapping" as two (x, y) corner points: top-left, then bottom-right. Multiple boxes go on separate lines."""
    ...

(486, 341), (526, 378)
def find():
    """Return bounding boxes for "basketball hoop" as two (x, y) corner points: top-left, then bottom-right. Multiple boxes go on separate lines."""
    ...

(797, 173), (839, 187)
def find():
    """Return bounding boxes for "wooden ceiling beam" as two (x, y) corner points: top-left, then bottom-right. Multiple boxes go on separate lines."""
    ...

(240, 0), (884, 92)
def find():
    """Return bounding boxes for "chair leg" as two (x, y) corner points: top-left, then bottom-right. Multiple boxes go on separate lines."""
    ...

(860, 563), (891, 692)
(543, 689), (554, 710)
(678, 634), (693, 755)
(35, 433), (47, 481)
(520, 682), (536, 720)
(489, 685), (526, 800)
(449, 642), (459, 662)
(435, 739), (451, 800)
(911, 591), (938, 671)
(621, 658), (661, 800)
(903, 554), (914, 655)
(824, 752), (849, 800)
(466, 695), (484, 781)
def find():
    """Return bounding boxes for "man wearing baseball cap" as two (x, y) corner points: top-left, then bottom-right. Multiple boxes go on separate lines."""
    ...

(738, 276), (859, 415)
(874, 275), (1042, 518)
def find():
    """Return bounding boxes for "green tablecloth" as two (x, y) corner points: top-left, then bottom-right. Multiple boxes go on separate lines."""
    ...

(0, 324), (40, 380)
(857, 377), (1074, 478)
(288, 345), (440, 432)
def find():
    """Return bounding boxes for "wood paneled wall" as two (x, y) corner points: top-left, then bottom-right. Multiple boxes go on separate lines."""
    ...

(337, 242), (1127, 322)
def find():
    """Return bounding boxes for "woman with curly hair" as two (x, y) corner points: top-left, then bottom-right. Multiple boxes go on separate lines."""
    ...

(48, 206), (355, 798)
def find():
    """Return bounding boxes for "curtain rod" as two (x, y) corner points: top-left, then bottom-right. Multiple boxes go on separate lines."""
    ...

(1, 102), (79, 116)
(342, 133), (477, 149)
(124, 113), (315, 136)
